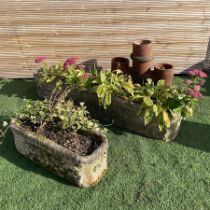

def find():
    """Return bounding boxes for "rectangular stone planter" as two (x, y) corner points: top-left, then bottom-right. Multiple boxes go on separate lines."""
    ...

(36, 84), (182, 141)
(69, 90), (182, 142)
(10, 124), (108, 187)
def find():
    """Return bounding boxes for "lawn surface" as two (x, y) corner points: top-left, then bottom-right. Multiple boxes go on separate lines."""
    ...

(0, 77), (210, 210)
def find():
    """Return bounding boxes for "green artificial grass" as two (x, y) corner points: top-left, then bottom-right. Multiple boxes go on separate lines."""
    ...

(0, 77), (210, 210)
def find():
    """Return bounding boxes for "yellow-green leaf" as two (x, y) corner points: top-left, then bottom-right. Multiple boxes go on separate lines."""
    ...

(144, 109), (154, 126)
(122, 82), (134, 96)
(157, 80), (165, 86)
(153, 104), (159, 117)
(46, 76), (56, 83)
(99, 72), (106, 83)
(143, 97), (153, 107)
(162, 111), (171, 128)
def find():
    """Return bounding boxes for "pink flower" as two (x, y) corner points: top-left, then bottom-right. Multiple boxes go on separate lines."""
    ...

(188, 69), (208, 78)
(78, 64), (85, 69)
(63, 56), (78, 70)
(35, 56), (47, 63)
(198, 80), (206, 86)
(194, 85), (201, 92)
(184, 79), (193, 84)
(81, 73), (91, 80)
(186, 89), (203, 98)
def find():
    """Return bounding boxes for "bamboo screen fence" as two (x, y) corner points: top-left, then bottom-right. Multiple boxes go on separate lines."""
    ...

(0, 0), (210, 78)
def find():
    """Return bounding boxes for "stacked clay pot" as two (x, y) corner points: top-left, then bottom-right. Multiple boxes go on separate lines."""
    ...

(111, 57), (130, 75)
(130, 39), (153, 84)
(110, 39), (174, 86)
(153, 63), (174, 86)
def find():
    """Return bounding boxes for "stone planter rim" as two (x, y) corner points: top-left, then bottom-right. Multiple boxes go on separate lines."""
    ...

(10, 124), (108, 164)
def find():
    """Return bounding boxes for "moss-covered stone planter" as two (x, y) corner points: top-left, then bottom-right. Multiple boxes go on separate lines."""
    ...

(10, 124), (108, 187)
(69, 91), (182, 142)
(37, 84), (182, 141)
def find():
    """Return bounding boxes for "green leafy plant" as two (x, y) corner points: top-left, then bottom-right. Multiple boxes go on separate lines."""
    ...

(129, 79), (199, 131)
(36, 55), (86, 88)
(36, 56), (207, 132)
(12, 56), (106, 138)
(83, 69), (134, 109)
(15, 99), (105, 134)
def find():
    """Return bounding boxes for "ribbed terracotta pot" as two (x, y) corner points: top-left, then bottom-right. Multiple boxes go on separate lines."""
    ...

(132, 39), (152, 57)
(153, 63), (174, 86)
(111, 57), (130, 75)
(131, 39), (153, 84)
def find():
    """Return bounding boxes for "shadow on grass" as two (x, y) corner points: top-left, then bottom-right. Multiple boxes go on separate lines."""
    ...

(0, 79), (38, 100)
(0, 118), (210, 188)
(0, 129), (75, 187)
(175, 120), (210, 152)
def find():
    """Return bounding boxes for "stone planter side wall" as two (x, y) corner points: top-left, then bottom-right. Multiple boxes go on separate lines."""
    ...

(110, 97), (182, 141)
(10, 125), (108, 187)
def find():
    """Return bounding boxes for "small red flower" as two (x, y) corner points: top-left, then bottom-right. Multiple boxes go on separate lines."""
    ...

(194, 85), (201, 92)
(81, 73), (91, 80)
(186, 89), (203, 98)
(198, 80), (206, 86)
(35, 56), (47, 63)
(63, 56), (78, 70)
(78, 64), (85, 69)
(184, 79), (193, 84)
(188, 69), (208, 78)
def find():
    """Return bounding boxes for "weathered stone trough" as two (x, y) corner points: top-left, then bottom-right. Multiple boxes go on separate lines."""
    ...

(37, 83), (182, 141)
(10, 124), (108, 187)
(69, 91), (182, 142)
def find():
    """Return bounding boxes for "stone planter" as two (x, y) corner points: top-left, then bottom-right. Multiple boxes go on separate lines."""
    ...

(70, 90), (182, 142)
(37, 84), (182, 141)
(10, 124), (108, 187)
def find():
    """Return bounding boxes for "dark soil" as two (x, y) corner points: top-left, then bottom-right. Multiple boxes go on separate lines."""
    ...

(21, 120), (101, 156)
(44, 129), (100, 156)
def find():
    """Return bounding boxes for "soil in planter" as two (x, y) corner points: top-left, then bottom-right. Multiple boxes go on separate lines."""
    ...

(20, 121), (101, 156)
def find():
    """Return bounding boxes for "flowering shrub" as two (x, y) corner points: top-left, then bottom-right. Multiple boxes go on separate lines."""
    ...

(185, 69), (207, 98)
(63, 56), (78, 70)
(35, 56), (47, 64)
(35, 56), (87, 87)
